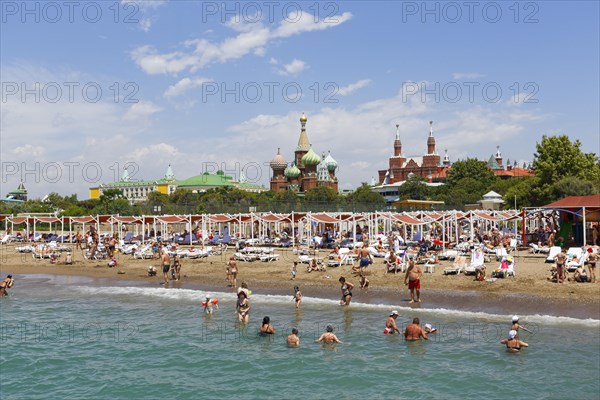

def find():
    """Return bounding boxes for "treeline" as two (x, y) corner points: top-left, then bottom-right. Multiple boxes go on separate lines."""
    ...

(1, 135), (598, 216)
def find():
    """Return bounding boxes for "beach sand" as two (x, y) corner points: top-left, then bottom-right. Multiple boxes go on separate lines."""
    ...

(2, 244), (599, 318)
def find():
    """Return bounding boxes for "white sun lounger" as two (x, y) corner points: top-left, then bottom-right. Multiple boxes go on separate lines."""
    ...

(546, 246), (562, 263)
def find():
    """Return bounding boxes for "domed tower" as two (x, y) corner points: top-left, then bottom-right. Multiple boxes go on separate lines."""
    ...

(301, 144), (320, 192)
(423, 120), (441, 169)
(317, 152), (331, 185)
(269, 148), (288, 191)
(295, 113), (311, 168)
(284, 162), (301, 192)
(323, 150), (339, 191)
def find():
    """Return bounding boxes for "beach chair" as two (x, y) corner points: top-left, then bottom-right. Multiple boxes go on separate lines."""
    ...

(444, 255), (467, 275)
(566, 248), (586, 272)
(235, 252), (258, 262)
(546, 246), (562, 263)
(438, 249), (459, 260)
(123, 232), (134, 243)
(367, 246), (386, 258)
(529, 243), (550, 254)
(133, 244), (153, 259)
(260, 253), (280, 262)
(0, 235), (11, 245)
(465, 248), (485, 275)
(495, 247), (508, 261)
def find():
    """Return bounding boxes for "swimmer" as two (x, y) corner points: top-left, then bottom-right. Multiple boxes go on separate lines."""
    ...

(315, 325), (342, 344)
(203, 295), (218, 314)
(500, 330), (529, 352)
(0, 274), (14, 297)
(287, 327), (300, 347)
(259, 316), (275, 335)
(384, 310), (401, 334)
(404, 317), (429, 341)
(424, 323), (437, 334)
(237, 290), (250, 323)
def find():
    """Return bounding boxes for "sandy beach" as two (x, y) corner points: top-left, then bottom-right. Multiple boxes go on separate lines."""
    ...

(2, 243), (599, 319)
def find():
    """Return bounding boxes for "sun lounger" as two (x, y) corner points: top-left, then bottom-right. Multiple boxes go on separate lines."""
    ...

(444, 255), (467, 275)
(260, 254), (280, 262)
(465, 248), (485, 275)
(529, 243), (550, 254)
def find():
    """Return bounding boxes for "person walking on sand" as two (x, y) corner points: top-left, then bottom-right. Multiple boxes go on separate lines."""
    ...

(339, 277), (354, 306)
(404, 260), (422, 303)
(404, 317), (428, 341)
(293, 286), (302, 309)
(161, 249), (171, 285)
(228, 256), (238, 288)
(384, 310), (401, 335)
(554, 249), (568, 284)
(587, 248), (597, 283)
(291, 262), (297, 281)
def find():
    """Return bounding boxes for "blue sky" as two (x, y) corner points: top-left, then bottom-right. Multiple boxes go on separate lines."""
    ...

(1, 0), (599, 199)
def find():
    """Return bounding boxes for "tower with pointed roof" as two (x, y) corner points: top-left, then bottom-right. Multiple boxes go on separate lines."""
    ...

(269, 113), (339, 193)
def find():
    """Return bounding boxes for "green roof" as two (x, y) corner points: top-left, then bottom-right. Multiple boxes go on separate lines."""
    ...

(177, 173), (234, 188)
(487, 155), (502, 170)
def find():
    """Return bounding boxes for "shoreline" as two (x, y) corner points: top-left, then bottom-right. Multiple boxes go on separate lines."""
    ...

(2, 244), (599, 319)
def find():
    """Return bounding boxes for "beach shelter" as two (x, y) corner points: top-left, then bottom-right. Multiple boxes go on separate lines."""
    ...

(531, 194), (600, 246)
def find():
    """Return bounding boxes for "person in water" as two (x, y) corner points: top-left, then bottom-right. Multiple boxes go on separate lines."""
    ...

(0, 274), (14, 297)
(287, 327), (300, 347)
(259, 316), (275, 335)
(339, 277), (354, 306)
(500, 330), (529, 352)
(237, 290), (250, 323)
(315, 325), (342, 344)
(404, 317), (429, 341)
(384, 310), (401, 334)
(293, 286), (302, 309)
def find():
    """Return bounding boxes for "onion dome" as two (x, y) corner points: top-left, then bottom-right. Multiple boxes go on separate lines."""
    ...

(300, 112), (307, 123)
(270, 148), (287, 170)
(301, 145), (321, 166)
(323, 150), (337, 171)
(285, 162), (301, 178)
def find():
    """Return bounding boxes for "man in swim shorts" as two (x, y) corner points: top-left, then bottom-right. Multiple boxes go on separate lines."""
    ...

(357, 244), (371, 275)
(384, 310), (401, 334)
(554, 249), (567, 284)
(161, 249), (171, 284)
(404, 260), (422, 303)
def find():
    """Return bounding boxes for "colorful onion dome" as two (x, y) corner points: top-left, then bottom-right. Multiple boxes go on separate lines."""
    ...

(301, 145), (321, 166)
(323, 150), (337, 171)
(285, 163), (301, 178)
(270, 148), (287, 170)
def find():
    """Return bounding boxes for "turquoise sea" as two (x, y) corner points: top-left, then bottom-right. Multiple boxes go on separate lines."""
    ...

(1, 274), (599, 400)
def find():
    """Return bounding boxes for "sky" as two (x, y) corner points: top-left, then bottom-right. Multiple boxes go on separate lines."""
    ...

(1, 0), (599, 199)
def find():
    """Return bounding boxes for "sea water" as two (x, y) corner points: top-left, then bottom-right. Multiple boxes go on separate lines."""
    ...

(1, 274), (599, 400)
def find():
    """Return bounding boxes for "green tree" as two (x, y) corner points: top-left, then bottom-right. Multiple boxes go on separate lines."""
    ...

(346, 182), (385, 211)
(304, 187), (341, 211)
(446, 158), (497, 188)
(396, 175), (430, 200)
(551, 176), (597, 198)
(533, 135), (600, 185)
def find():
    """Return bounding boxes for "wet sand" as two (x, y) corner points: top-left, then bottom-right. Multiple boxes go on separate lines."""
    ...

(2, 244), (599, 319)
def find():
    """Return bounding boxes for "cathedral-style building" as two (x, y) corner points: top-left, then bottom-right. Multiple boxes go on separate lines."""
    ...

(378, 121), (448, 184)
(377, 121), (534, 185)
(270, 113), (338, 193)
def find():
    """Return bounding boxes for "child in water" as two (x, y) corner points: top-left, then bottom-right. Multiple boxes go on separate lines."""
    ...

(203, 295), (219, 314)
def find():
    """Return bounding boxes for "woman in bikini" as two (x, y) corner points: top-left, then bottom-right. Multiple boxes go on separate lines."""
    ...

(237, 290), (250, 323)
(259, 316), (275, 335)
(339, 277), (354, 306)
(0, 275), (14, 297)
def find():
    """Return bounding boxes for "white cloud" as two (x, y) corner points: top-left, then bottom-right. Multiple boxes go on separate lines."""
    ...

(139, 18), (152, 32)
(13, 144), (45, 157)
(452, 72), (485, 80)
(268, 57), (278, 65)
(164, 77), (211, 98)
(121, 0), (165, 32)
(131, 11), (352, 75)
(277, 59), (306, 76)
(123, 101), (162, 121)
(129, 143), (179, 162)
(338, 79), (371, 96)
